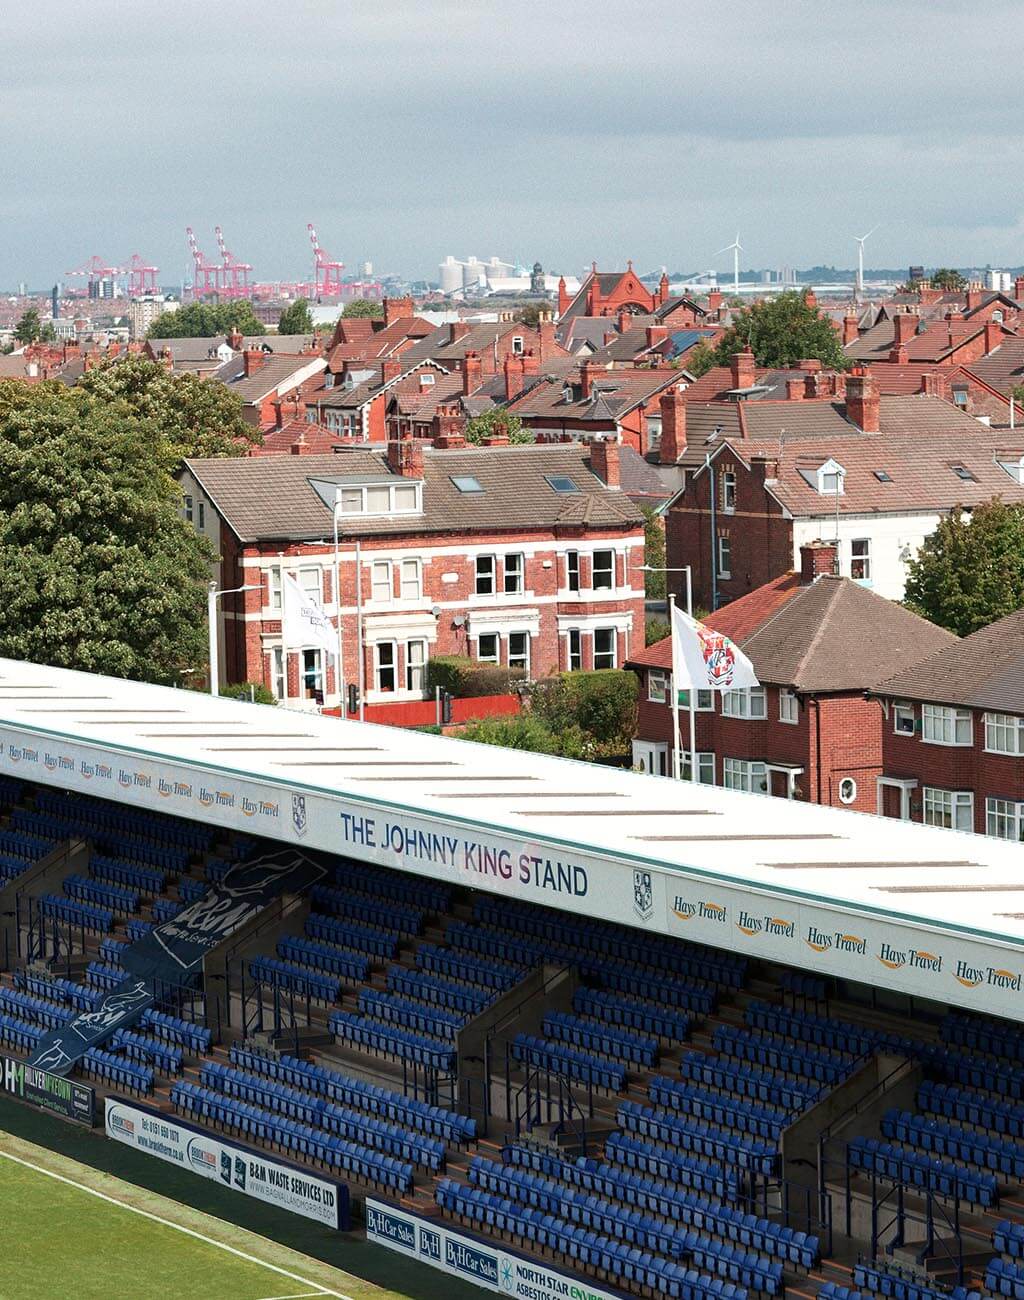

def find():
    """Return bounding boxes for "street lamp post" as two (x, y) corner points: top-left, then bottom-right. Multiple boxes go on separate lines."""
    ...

(331, 498), (365, 722)
(208, 580), (259, 698)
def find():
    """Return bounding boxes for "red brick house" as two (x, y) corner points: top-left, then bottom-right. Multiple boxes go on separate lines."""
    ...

(627, 549), (954, 811)
(872, 610), (1024, 839)
(179, 440), (644, 718)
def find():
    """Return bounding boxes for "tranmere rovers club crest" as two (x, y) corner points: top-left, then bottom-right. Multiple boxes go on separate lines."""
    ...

(292, 793), (307, 837)
(698, 625), (736, 688)
(634, 869), (654, 921)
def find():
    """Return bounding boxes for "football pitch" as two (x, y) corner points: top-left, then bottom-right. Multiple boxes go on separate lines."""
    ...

(0, 1132), (408, 1300)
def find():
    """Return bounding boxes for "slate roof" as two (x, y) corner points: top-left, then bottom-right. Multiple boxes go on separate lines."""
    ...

(183, 444), (642, 543)
(874, 609), (1024, 713)
(629, 575), (954, 692)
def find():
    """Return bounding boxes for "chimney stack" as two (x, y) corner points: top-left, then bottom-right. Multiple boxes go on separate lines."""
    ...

(387, 437), (425, 478)
(845, 366), (880, 432)
(730, 347), (756, 390)
(645, 325), (668, 348)
(461, 349), (482, 395)
(381, 358), (402, 384)
(617, 307), (632, 334)
(242, 347), (265, 377)
(706, 288), (722, 314)
(842, 314), (859, 346)
(383, 296), (413, 325)
(786, 378), (805, 401)
(504, 353), (526, 400)
(589, 437), (621, 489)
(448, 321), (470, 344)
(579, 360), (598, 400)
(985, 320), (1004, 354)
(658, 385), (687, 464)
(227, 328), (243, 351)
(800, 540), (839, 584)
(966, 285), (986, 312)
(893, 313), (917, 347)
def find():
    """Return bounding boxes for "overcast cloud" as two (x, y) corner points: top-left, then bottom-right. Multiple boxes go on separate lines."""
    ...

(2, 0), (1023, 287)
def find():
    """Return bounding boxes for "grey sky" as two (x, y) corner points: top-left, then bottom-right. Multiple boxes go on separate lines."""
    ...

(3, 0), (1023, 288)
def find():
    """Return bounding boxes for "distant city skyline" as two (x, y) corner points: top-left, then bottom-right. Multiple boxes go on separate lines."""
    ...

(4, 1), (1024, 289)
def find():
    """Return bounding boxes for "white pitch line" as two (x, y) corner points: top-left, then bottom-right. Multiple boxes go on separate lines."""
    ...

(0, 1149), (348, 1300)
(256, 1293), (329, 1299)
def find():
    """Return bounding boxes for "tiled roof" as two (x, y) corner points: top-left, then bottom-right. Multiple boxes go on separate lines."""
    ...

(962, 338), (1024, 397)
(507, 367), (678, 421)
(874, 609), (1024, 713)
(612, 445), (674, 503)
(219, 355), (326, 403)
(183, 444), (642, 543)
(628, 574), (954, 692)
(255, 422), (347, 455)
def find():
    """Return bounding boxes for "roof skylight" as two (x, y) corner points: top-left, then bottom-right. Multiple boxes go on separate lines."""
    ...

(545, 475), (580, 494)
(450, 475), (484, 493)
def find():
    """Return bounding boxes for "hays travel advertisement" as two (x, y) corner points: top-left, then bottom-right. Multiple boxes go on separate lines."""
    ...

(29, 845), (327, 1076)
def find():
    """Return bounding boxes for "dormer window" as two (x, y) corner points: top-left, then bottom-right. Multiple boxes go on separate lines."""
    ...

(562, 384), (576, 404)
(419, 373), (436, 388)
(318, 479), (423, 517)
(816, 458), (845, 495)
(997, 455), (1024, 484)
(512, 336), (525, 355)
(324, 373), (335, 389)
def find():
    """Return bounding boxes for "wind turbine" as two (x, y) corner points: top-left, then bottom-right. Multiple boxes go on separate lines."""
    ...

(715, 234), (743, 296)
(854, 225), (879, 299)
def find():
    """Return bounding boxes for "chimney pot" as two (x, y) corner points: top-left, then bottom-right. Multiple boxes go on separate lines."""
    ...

(845, 367), (880, 432)
(800, 540), (838, 584)
(658, 385), (687, 464)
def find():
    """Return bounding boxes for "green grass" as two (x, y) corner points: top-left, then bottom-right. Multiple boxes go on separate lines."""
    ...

(0, 1132), (403, 1300)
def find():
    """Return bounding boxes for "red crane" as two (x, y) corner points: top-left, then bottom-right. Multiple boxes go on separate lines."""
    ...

(214, 225), (252, 299)
(307, 222), (345, 297)
(65, 255), (125, 296)
(126, 254), (159, 296)
(186, 227), (222, 297)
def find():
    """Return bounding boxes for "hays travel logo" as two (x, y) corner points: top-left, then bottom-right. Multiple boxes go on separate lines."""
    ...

(878, 942), (942, 973)
(737, 910), (795, 939)
(954, 960), (1022, 991)
(674, 897), (727, 924)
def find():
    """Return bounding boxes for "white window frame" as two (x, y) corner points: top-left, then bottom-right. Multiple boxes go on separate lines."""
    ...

(374, 641), (397, 692)
(850, 538), (871, 582)
(477, 632), (499, 664)
(507, 631), (530, 674)
(336, 482), (422, 518)
(921, 703), (972, 747)
(986, 796), (1024, 841)
(505, 552), (525, 594)
(269, 568), (282, 612)
(592, 549), (615, 591)
(722, 472), (737, 515)
(271, 646), (285, 700)
(298, 566), (321, 602)
(677, 688), (714, 712)
(301, 648), (324, 700)
(779, 688), (799, 724)
(682, 751), (716, 785)
(476, 554), (496, 596)
(183, 494), (194, 523)
(567, 629), (582, 671)
(717, 535), (732, 578)
(512, 335), (525, 355)
(984, 712), (1024, 756)
(723, 757), (768, 794)
(399, 557), (422, 600)
(923, 786), (974, 832)
(405, 639), (427, 692)
(838, 777), (858, 804)
(634, 741), (669, 777)
(648, 669), (669, 704)
(370, 559), (393, 604)
(593, 627), (617, 669)
(893, 703), (915, 735)
(567, 550), (580, 593)
(722, 687), (767, 720)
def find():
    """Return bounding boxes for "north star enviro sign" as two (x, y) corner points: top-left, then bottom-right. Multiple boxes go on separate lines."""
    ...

(1, 723), (1022, 1022)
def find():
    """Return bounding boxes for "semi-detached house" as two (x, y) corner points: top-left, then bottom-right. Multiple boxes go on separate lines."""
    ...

(179, 440), (644, 718)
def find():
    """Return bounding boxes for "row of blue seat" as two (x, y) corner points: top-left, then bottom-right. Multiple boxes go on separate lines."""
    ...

(0, 827), (57, 861)
(0, 986), (72, 1030)
(415, 942), (526, 992)
(0, 1010), (44, 1052)
(995, 1219), (1024, 1258)
(574, 986), (690, 1043)
(778, 969), (827, 1001)
(0, 775), (23, 802)
(848, 1136), (997, 1206)
(82, 1045), (153, 1095)
(467, 1156), (783, 1293)
(942, 1013), (1024, 1065)
(40, 893), (112, 934)
(250, 956), (339, 1004)
(305, 912), (398, 960)
(436, 1178), (747, 1300)
(99, 938), (128, 967)
(86, 962), (125, 992)
(0, 854), (33, 882)
(90, 853), (166, 896)
(854, 1261), (979, 1300)
(110, 1027), (182, 1075)
(386, 965), (492, 1016)
(178, 877), (208, 904)
(229, 1045), (475, 1143)
(152, 898), (185, 924)
(883, 1110), (1024, 1179)
(920, 1081), (1024, 1142)
(64, 872), (138, 915)
(10, 808), (190, 873)
(171, 1080), (412, 1192)
(329, 1010), (456, 1072)
(332, 859), (450, 913)
(126, 919), (153, 942)
(35, 788), (211, 851)
(310, 883), (424, 936)
(713, 1025), (853, 1087)
(543, 1010), (658, 1067)
(987, 1257), (1024, 1298)
(510, 1136), (739, 1205)
(618, 1101), (779, 1176)
(591, 960), (718, 1015)
(141, 1007), (211, 1054)
(358, 988), (464, 1041)
(512, 1034), (625, 1093)
(200, 1061), (446, 1171)
(277, 936), (368, 984)
(16, 971), (101, 1011)
(650, 1076), (790, 1142)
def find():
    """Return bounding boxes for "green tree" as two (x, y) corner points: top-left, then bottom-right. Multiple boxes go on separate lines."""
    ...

(682, 339), (717, 377)
(39, 322), (57, 343)
(515, 303), (549, 327)
(219, 681), (277, 705)
(903, 499), (1024, 636)
(642, 507), (666, 598)
(707, 291), (850, 371)
(146, 301), (266, 339)
(463, 407), (533, 445)
(530, 670), (638, 759)
(930, 269), (967, 292)
(341, 299), (384, 320)
(645, 616), (670, 646)
(277, 298), (314, 335)
(77, 353), (261, 460)
(458, 714), (562, 754)
(0, 381), (214, 682)
(13, 308), (42, 345)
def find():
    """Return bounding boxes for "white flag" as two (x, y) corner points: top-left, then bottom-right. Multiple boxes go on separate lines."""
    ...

(671, 602), (759, 695)
(282, 573), (336, 660)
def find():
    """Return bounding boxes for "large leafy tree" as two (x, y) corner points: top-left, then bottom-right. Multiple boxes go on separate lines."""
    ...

(341, 299), (384, 319)
(463, 407), (533, 445)
(903, 499), (1024, 636)
(0, 381), (214, 682)
(707, 291), (849, 371)
(13, 308), (42, 345)
(641, 506), (666, 598)
(930, 269), (967, 292)
(277, 298), (314, 335)
(76, 353), (261, 459)
(146, 301), (265, 339)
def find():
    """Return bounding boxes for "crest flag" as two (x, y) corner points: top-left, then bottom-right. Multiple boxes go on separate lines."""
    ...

(282, 573), (336, 661)
(671, 603), (759, 695)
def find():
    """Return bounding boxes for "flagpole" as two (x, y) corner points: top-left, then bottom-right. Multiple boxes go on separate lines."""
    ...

(279, 554), (289, 709)
(685, 566), (698, 784)
(669, 592), (682, 782)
